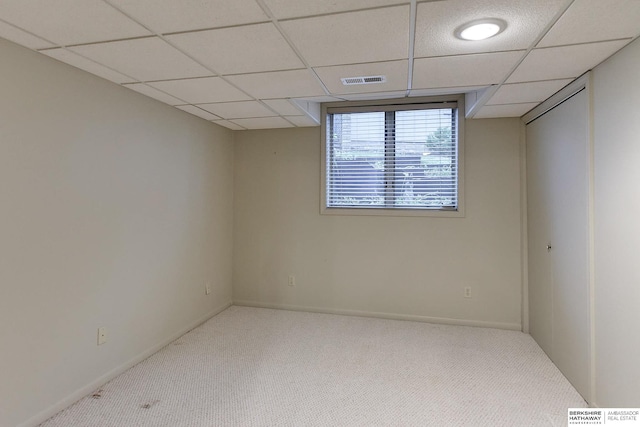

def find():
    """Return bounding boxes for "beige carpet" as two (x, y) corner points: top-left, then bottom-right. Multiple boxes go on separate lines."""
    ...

(40, 306), (586, 426)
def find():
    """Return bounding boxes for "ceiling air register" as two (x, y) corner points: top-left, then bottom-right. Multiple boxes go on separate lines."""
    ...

(341, 75), (387, 86)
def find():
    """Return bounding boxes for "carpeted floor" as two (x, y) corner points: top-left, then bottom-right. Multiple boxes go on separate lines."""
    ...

(39, 306), (586, 426)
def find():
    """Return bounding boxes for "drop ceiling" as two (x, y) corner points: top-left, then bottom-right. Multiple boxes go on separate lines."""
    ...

(1, 0), (639, 130)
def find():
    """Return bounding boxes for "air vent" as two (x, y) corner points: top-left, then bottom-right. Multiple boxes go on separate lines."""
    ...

(341, 75), (387, 86)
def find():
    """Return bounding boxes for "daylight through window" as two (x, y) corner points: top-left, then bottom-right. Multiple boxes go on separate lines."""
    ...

(324, 99), (461, 212)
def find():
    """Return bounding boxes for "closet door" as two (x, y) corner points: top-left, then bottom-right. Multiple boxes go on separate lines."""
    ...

(526, 89), (590, 399)
(526, 111), (555, 357)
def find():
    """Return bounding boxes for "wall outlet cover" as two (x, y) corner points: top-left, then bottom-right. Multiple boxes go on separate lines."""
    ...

(97, 327), (108, 345)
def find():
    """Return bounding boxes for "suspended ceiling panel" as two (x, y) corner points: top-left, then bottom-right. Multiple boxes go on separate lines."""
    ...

(197, 101), (277, 120)
(69, 37), (211, 82)
(1, 0), (640, 128)
(314, 60), (408, 94)
(166, 23), (304, 75)
(413, 51), (523, 89)
(280, 6), (410, 67)
(226, 69), (326, 99)
(42, 48), (135, 84)
(175, 105), (222, 121)
(486, 79), (573, 105)
(147, 77), (252, 104)
(213, 120), (246, 131)
(338, 91), (409, 101)
(507, 40), (630, 83)
(0, 0), (150, 45)
(414, 0), (567, 57)
(262, 0), (410, 20)
(473, 103), (539, 119)
(538, 0), (640, 47)
(285, 115), (320, 127)
(295, 96), (344, 103)
(262, 99), (304, 116)
(0, 20), (54, 49)
(231, 117), (294, 129)
(108, 0), (269, 34)
(409, 86), (487, 97)
(124, 83), (188, 106)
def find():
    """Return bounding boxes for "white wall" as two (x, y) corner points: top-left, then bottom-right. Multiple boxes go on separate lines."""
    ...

(0, 39), (234, 427)
(593, 37), (640, 407)
(233, 119), (523, 329)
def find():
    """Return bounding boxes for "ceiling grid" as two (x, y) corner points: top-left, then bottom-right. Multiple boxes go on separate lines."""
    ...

(0, 0), (638, 128)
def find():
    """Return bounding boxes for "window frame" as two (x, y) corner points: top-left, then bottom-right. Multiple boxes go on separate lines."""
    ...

(320, 95), (465, 218)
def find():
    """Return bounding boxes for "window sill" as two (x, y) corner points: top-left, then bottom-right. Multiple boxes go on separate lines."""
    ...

(320, 206), (465, 218)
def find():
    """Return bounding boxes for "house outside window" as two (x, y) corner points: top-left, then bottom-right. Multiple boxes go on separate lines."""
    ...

(321, 96), (464, 217)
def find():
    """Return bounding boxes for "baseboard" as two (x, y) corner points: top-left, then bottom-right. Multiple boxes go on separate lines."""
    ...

(18, 300), (232, 427)
(233, 300), (522, 331)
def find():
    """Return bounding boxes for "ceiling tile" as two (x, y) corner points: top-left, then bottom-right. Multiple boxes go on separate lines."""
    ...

(166, 23), (303, 75)
(123, 83), (186, 105)
(262, 99), (304, 116)
(0, 20), (54, 49)
(474, 103), (538, 118)
(314, 60), (408, 94)
(226, 69), (326, 99)
(539, 0), (640, 47)
(175, 105), (221, 121)
(294, 95), (344, 103)
(339, 91), (409, 101)
(42, 48), (135, 84)
(507, 40), (629, 83)
(213, 120), (246, 131)
(70, 37), (211, 82)
(148, 77), (252, 104)
(413, 51), (523, 89)
(262, 0), (409, 19)
(197, 101), (277, 119)
(409, 86), (488, 97)
(0, 0), (150, 45)
(231, 117), (295, 129)
(109, 0), (269, 34)
(486, 79), (572, 105)
(285, 115), (319, 127)
(414, 0), (567, 57)
(280, 6), (410, 67)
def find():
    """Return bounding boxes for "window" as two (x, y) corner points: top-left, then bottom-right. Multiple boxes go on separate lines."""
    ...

(321, 96), (464, 216)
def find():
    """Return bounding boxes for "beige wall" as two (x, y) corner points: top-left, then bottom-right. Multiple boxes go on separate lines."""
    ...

(0, 39), (234, 427)
(16, 19), (639, 423)
(593, 37), (640, 407)
(233, 119), (523, 329)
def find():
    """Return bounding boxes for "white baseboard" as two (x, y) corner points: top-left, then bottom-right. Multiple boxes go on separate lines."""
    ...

(233, 300), (522, 331)
(18, 300), (232, 427)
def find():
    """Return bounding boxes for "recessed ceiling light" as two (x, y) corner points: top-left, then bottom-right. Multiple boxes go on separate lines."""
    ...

(455, 19), (506, 41)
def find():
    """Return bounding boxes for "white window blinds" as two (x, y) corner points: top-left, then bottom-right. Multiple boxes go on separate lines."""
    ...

(325, 103), (459, 210)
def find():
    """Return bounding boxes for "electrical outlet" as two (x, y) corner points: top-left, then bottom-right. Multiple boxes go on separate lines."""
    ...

(288, 275), (296, 287)
(464, 287), (472, 298)
(205, 282), (211, 295)
(97, 327), (108, 345)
